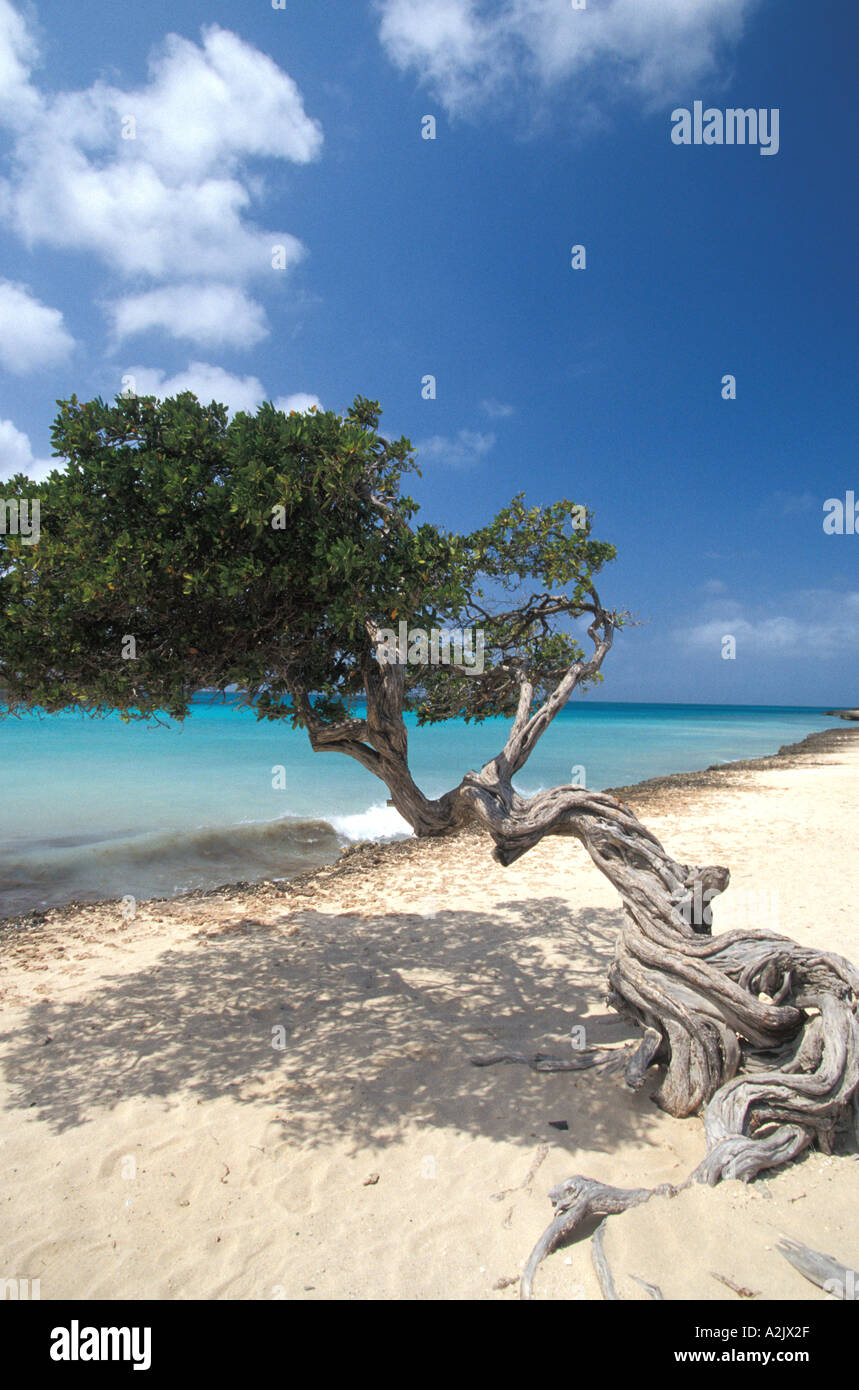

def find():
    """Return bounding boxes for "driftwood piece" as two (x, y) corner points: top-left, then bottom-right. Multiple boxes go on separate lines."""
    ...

(470, 1048), (626, 1073)
(591, 1220), (620, 1300)
(630, 1274), (664, 1300)
(776, 1236), (859, 1300)
(710, 1272), (760, 1298)
(520, 1175), (677, 1299)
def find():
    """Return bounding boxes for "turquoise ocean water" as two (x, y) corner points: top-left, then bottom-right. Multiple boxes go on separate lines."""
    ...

(0, 699), (835, 919)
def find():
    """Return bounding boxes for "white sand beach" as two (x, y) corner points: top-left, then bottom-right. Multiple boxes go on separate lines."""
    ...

(1, 728), (857, 1301)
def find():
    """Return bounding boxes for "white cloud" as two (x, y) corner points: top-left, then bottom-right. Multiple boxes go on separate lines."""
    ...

(767, 490), (818, 517)
(107, 284), (268, 349)
(122, 363), (268, 417)
(480, 397), (514, 419)
(0, 280), (75, 373)
(273, 393), (323, 414)
(681, 590), (859, 661)
(0, 371), (324, 486)
(0, 0), (40, 127)
(121, 363), (321, 419)
(0, 13), (321, 284)
(417, 428), (495, 468)
(120, 26), (322, 178)
(0, 416), (55, 481)
(377, 0), (755, 115)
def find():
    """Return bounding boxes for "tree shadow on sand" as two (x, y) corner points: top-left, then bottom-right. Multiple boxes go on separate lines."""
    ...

(2, 897), (673, 1156)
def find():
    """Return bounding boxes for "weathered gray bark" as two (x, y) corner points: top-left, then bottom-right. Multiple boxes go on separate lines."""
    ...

(294, 597), (859, 1299)
(776, 1237), (859, 1299)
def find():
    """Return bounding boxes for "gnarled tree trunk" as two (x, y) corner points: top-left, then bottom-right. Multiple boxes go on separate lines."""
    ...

(294, 606), (859, 1297)
(473, 783), (858, 1295)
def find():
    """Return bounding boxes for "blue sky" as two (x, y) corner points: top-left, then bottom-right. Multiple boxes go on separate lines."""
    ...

(0, 0), (855, 704)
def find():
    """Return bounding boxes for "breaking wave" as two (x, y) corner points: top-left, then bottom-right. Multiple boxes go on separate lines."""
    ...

(0, 807), (411, 920)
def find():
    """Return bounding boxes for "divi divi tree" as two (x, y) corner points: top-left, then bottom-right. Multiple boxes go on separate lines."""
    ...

(2, 393), (856, 1295)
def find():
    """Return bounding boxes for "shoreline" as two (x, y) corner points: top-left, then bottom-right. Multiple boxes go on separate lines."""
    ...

(602, 721), (859, 805)
(3, 722), (856, 936)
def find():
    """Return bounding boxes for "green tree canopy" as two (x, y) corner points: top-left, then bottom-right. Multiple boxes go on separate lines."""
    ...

(0, 392), (619, 732)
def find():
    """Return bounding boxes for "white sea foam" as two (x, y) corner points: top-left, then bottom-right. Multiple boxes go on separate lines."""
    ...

(328, 804), (413, 842)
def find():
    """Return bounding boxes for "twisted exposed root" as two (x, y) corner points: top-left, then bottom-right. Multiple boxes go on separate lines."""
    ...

(610, 916), (859, 1127)
(591, 1220), (620, 1300)
(521, 936), (859, 1299)
(510, 799), (859, 1299)
(455, 780), (859, 1300)
(470, 1047), (629, 1073)
(520, 1175), (678, 1299)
